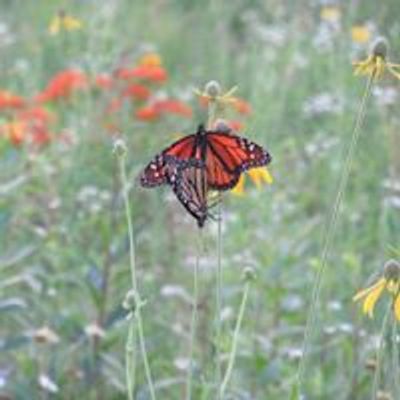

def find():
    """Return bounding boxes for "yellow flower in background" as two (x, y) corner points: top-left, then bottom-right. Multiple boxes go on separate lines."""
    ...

(138, 53), (162, 67)
(320, 6), (341, 22)
(351, 25), (371, 44)
(353, 37), (400, 79)
(49, 10), (83, 35)
(353, 259), (400, 320)
(231, 167), (273, 196)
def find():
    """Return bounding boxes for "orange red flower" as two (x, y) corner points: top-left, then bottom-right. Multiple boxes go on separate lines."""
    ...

(121, 83), (151, 101)
(0, 90), (25, 110)
(116, 65), (167, 83)
(36, 69), (87, 103)
(95, 73), (113, 90)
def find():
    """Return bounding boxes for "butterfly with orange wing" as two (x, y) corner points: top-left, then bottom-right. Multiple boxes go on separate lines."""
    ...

(139, 124), (272, 227)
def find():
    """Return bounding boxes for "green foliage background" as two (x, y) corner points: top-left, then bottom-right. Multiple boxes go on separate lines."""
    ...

(0, 0), (399, 399)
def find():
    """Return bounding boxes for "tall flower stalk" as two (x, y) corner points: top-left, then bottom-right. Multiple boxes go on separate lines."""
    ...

(294, 38), (392, 395)
(185, 233), (202, 400)
(220, 267), (255, 398)
(114, 139), (156, 400)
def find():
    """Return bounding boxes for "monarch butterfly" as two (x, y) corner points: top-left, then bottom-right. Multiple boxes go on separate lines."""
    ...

(139, 124), (272, 191)
(163, 155), (215, 228)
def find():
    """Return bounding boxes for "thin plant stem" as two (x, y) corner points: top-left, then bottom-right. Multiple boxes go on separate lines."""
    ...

(207, 99), (222, 398)
(295, 73), (375, 394)
(125, 319), (136, 400)
(391, 314), (400, 397)
(220, 279), (251, 398)
(185, 230), (202, 400)
(118, 149), (157, 400)
(215, 199), (223, 399)
(372, 302), (391, 399)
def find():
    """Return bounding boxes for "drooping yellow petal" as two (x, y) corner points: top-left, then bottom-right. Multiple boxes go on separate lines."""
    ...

(62, 15), (83, 31)
(248, 167), (273, 188)
(362, 279), (386, 317)
(320, 6), (341, 22)
(394, 294), (400, 321)
(231, 174), (245, 196)
(353, 278), (386, 302)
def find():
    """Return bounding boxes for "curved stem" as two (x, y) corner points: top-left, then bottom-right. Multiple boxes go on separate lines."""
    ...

(295, 74), (375, 394)
(220, 280), (251, 398)
(185, 231), (202, 400)
(118, 152), (156, 400)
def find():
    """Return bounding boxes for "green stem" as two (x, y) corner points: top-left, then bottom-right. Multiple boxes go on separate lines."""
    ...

(372, 302), (391, 399)
(125, 319), (136, 400)
(185, 231), (201, 400)
(118, 151), (157, 400)
(295, 74), (375, 395)
(215, 199), (223, 399)
(220, 280), (251, 398)
(391, 314), (400, 397)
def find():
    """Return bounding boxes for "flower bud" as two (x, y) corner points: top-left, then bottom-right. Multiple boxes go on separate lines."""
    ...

(113, 138), (127, 157)
(122, 289), (137, 311)
(242, 266), (256, 282)
(371, 37), (389, 60)
(204, 80), (221, 99)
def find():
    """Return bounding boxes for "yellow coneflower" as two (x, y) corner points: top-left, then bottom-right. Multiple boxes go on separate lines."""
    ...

(231, 167), (273, 196)
(320, 6), (341, 22)
(353, 37), (400, 79)
(353, 259), (400, 320)
(351, 25), (371, 44)
(49, 10), (83, 35)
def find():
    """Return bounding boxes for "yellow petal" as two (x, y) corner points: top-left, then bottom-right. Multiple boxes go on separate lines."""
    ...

(48, 17), (60, 35)
(63, 16), (83, 31)
(231, 174), (245, 196)
(353, 278), (385, 302)
(351, 25), (371, 44)
(248, 167), (273, 189)
(139, 53), (162, 67)
(394, 294), (400, 321)
(362, 279), (386, 317)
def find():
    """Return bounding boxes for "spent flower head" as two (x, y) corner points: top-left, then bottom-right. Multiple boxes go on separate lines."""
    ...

(353, 259), (400, 320)
(353, 37), (400, 79)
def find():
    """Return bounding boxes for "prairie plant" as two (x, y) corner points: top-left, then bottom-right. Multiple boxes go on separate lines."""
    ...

(295, 37), (398, 395)
(114, 139), (156, 400)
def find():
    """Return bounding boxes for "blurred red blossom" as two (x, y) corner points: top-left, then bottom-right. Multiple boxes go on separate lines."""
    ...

(135, 99), (192, 121)
(116, 65), (168, 83)
(36, 69), (87, 103)
(0, 90), (25, 110)
(121, 83), (151, 101)
(95, 73), (113, 90)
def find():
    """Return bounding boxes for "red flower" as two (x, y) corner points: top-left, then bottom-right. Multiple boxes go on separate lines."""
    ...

(18, 106), (54, 124)
(95, 73), (113, 89)
(121, 83), (151, 101)
(36, 69), (87, 102)
(231, 97), (251, 115)
(0, 121), (26, 145)
(116, 65), (167, 83)
(135, 105), (161, 121)
(0, 90), (25, 110)
(225, 119), (244, 132)
(153, 99), (192, 117)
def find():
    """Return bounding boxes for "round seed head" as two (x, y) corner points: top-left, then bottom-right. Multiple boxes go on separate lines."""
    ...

(242, 266), (256, 282)
(383, 259), (400, 282)
(205, 80), (221, 98)
(371, 37), (389, 60)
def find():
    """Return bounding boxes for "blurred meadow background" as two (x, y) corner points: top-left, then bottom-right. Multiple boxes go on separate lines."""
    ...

(1, 0), (400, 399)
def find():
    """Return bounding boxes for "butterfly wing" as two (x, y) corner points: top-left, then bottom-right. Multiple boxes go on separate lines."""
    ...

(166, 156), (209, 228)
(139, 134), (198, 188)
(204, 130), (272, 190)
